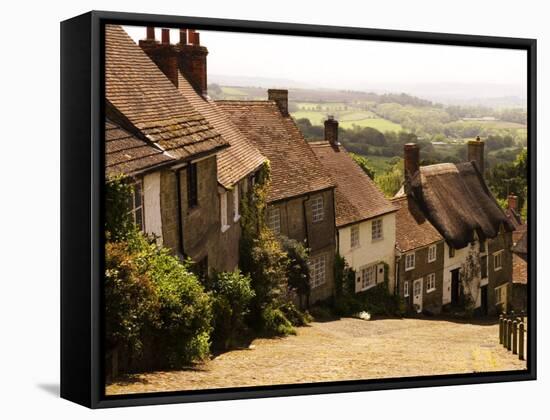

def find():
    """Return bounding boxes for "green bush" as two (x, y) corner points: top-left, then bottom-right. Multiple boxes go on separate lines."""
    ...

(260, 305), (296, 336)
(105, 232), (213, 370)
(143, 238), (213, 367)
(105, 175), (136, 242)
(280, 236), (310, 309)
(211, 270), (255, 350)
(279, 301), (312, 326)
(105, 241), (159, 358)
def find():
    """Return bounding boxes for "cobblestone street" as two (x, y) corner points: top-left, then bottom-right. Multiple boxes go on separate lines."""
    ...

(106, 317), (527, 395)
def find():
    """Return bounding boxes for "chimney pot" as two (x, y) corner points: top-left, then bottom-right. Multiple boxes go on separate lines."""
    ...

(467, 138), (485, 175)
(404, 143), (420, 179)
(508, 194), (518, 211)
(188, 29), (197, 45)
(268, 89), (289, 116)
(179, 29), (187, 45)
(161, 28), (170, 45)
(324, 117), (339, 146)
(146, 27), (155, 40)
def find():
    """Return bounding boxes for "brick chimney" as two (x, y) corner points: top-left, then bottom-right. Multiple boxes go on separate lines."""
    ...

(176, 29), (209, 95)
(324, 116), (339, 146)
(404, 143), (420, 179)
(508, 194), (518, 211)
(468, 136), (485, 175)
(268, 89), (289, 116)
(139, 27), (179, 87)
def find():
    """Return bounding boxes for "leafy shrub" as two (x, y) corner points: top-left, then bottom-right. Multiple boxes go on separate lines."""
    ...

(260, 305), (296, 336)
(105, 232), (213, 371)
(105, 175), (136, 242)
(279, 301), (312, 326)
(143, 238), (213, 367)
(211, 270), (255, 350)
(280, 236), (310, 308)
(105, 241), (159, 358)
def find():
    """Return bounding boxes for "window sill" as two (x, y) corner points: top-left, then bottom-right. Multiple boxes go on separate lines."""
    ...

(221, 224), (230, 233)
(233, 214), (241, 223)
(427, 288), (436, 294)
(405, 267), (415, 272)
(494, 267), (502, 272)
(371, 237), (384, 243)
(428, 259), (436, 264)
(358, 283), (376, 293)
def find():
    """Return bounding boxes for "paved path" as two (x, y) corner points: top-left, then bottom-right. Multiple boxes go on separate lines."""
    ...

(106, 317), (527, 395)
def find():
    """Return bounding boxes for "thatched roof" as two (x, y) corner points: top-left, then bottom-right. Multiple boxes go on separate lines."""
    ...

(409, 162), (513, 249)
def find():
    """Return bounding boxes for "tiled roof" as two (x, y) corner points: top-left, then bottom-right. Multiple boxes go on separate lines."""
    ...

(391, 195), (443, 252)
(177, 74), (266, 188)
(512, 253), (527, 285)
(105, 25), (228, 162)
(309, 142), (397, 227)
(105, 119), (174, 177)
(409, 162), (513, 249)
(216, 100), (334, 202)
(513, 229), (528, 255)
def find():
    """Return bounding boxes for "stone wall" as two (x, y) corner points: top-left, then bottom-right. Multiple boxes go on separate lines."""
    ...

(397, 241), (445, 314)
(268, 188), (336, 303)
(487, 230), (514, 314)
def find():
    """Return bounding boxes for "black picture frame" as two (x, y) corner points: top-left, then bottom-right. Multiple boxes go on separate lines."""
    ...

(60, 10), (537, 409)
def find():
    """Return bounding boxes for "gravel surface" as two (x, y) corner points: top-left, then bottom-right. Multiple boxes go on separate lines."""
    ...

(106, 317), (527, 395)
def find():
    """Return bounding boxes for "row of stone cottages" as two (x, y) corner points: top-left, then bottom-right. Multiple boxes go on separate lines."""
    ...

(105, 24), (527, 316)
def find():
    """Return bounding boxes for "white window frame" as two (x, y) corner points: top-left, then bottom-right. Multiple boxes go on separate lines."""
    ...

(129, 179), (144, 232)
(404, 280), (409, 297)
(267, 206), (281, 234)
(350, 225), (360, 249)
(357, 264), (377, 291)
(426, 273), (436, 293)
(309, 254), (327, 289)
(405, 252), (415, 271)
(311, 195), (324, 223)
(494, 250), (503, 271)
(233, 184), (240, 222)
(371, 218), (383, 241)
(220, 191), (230, 232)
(428, 244), (437, 263)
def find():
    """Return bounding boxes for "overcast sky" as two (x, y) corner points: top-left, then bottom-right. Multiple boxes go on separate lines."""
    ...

(124, 26), (527, 100)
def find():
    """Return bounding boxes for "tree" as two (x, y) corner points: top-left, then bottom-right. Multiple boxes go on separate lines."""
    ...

(350, 153), (376, 179)
(280, 236), (310, 309)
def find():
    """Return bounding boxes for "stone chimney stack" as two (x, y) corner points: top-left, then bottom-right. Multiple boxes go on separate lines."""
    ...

(176, 29), (209, 96)
(324, 116), (339, 146)
(404, 143), (420, 179)
(268, 89), (289, 116)
(468, 136), (485, 175)
(139, 27), (179, 87)
(508, 194), (518, 211)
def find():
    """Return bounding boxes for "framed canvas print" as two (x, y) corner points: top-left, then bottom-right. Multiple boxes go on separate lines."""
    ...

(60, 11), (536, 408)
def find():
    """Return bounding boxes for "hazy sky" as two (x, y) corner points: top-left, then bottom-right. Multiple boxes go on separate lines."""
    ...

(124, 26), (526, 99)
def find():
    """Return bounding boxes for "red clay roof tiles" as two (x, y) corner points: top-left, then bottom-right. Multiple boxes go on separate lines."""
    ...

(105, 25), (227, 162)
(309, 141), (397, 227)
(216, 100), (334, 202)
(177, 74), (266, 188)
(391, 195), (443, 252)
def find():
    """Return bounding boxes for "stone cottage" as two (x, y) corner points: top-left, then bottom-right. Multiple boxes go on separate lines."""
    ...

(217, 91), (337, 305)
(105, 24), (233, 278)
(391, 195), (445, 313)
(396, 140), (514, 315)
(137, 27), (267, 272)
(310, 117), (398, 294)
